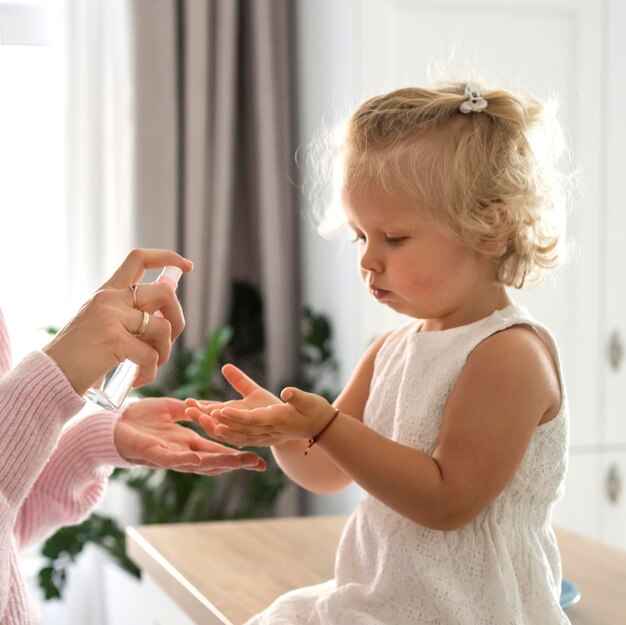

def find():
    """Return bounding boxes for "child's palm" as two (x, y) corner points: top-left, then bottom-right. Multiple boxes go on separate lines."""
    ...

(184, 364), (281, 444)
(206, 386), (334, 449)
(186, 365), (334, 448)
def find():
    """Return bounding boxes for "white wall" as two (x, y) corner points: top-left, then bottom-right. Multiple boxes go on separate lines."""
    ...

(296, 0), (361, 378)
(293, 0), (620, 535)
(296, 0), (366, 514)
(295, 0), (416, 514)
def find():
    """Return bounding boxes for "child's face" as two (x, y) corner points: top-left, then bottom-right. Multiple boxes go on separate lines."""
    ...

(343, 185), (505, 328)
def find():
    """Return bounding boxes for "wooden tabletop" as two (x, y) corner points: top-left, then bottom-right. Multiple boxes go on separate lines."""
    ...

(127, 515), (626, 625)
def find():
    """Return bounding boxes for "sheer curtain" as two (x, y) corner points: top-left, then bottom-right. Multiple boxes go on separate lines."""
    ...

(26, 2), (300, 621)
(0, 1), (68, 360)
(64, 0), (300, 386)
(63, 0), (136, 305)
(59, 3), (139, 622)
(128, 0), (300, 390)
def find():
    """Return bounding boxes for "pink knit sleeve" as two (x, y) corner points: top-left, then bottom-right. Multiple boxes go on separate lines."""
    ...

(0, 309), (137, 622)
(0, 351), (86, 534)
(0, 305), (131, 550)
(14, 410), (134, 549)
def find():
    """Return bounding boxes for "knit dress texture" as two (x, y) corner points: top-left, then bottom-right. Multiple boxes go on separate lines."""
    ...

(245, 304), (570, 625)
(0, 308), (129, 625)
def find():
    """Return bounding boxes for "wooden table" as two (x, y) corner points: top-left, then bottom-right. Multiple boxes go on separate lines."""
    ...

(127, 515), (626, 625)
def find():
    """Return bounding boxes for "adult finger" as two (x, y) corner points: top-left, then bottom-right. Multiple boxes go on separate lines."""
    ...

(103, 248), (193, 290)
(154, 450), (203, 467)
(132, 282), (186, 341)
(135, 314), (173, 366)
(202, 449), (267, 470)
(140, 446), (254, 471)
(120, 337), (160, 387)
(235, 453), (267, 470)
(197, 464), (265, 476)
(191, 452), (265, 471)
(119, 307), (174, 367)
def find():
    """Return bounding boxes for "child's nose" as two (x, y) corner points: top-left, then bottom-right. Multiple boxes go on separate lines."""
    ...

(360, 244), (383, 274)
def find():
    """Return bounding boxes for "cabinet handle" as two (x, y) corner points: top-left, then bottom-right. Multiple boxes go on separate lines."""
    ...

(608, 330), (623, 370)
(606, 464), (622, 504)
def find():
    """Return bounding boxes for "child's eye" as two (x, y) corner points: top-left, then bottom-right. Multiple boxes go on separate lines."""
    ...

(351, 234), (366, 243)
(385, 236), (407, 246)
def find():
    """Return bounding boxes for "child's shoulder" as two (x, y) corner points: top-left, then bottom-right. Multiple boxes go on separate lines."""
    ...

(473, 322), (555, 368)
(468, 323), (562, 424)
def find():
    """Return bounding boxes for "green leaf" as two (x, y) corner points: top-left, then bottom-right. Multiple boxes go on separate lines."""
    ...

(187, 326), (233, 397)
(38, 565), (64, 600)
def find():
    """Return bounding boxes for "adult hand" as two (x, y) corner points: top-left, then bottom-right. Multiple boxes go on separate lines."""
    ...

(43, 248), (192, 396)
(114, 397), (266, 474)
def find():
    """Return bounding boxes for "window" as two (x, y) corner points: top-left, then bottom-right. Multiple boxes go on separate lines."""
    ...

(0, 1), (68, 361)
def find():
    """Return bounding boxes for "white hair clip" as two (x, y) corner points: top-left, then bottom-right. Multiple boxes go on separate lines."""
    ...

(459, 83), (488, 114)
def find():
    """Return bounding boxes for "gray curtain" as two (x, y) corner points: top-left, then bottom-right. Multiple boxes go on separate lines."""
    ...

(128, 0), (299, 390)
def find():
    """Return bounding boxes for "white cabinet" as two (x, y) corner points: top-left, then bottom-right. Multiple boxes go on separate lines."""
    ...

(357, 0), (604, 437)
(298, 0), (626, 548)
(602, 453), (626, 548)
(357, 0), (626, 549)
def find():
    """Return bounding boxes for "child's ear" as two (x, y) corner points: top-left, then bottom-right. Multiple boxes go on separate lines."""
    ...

(480, 202), (513, 257)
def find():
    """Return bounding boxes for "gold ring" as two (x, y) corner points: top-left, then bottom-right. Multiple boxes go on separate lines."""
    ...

(129, 284), (139, 309)
(133, 310), (150, 337)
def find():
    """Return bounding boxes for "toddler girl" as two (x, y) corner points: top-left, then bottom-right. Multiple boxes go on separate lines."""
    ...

(187, 81), (570, 624)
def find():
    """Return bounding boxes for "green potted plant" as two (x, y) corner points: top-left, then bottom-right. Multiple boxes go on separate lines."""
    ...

(37, 282), (338, 601)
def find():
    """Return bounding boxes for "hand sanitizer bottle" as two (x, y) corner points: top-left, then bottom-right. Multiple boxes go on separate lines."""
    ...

(84, 265), (183, 410)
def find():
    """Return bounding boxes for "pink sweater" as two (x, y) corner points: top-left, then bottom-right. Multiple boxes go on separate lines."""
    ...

(0, 309), (131, 624)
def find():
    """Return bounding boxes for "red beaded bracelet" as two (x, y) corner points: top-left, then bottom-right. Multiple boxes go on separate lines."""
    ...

(304, 409), (340, 455)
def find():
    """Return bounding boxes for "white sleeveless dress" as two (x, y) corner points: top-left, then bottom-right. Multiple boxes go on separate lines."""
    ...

(245, 304), (570, 625)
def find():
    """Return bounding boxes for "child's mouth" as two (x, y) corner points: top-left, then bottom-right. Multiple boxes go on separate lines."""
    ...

(370, 287), (390, 300)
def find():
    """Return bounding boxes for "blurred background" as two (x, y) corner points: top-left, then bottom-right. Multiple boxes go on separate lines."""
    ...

(1, 0), (625, 623)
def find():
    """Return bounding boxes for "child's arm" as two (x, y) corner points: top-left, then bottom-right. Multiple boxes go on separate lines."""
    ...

(185, 333), (390, 494)
(267, 331), (390, 493)
(209, 326), (561, 530)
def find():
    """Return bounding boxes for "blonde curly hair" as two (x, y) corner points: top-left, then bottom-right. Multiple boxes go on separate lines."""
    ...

(312, 82), (569, 288)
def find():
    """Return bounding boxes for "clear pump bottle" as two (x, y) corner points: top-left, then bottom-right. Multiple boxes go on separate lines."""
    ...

(85, 265), (183, 410)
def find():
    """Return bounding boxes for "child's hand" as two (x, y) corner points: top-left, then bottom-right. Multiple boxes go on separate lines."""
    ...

(184, 364), (281, 442)
(207, 386), (335, 448)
